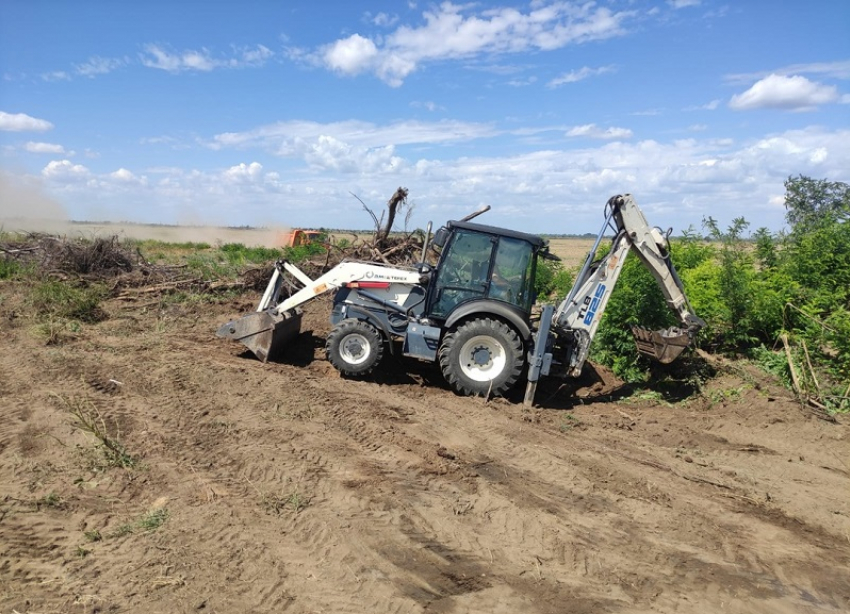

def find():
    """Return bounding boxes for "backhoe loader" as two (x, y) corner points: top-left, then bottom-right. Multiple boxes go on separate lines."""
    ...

(217, 194), (705, 406)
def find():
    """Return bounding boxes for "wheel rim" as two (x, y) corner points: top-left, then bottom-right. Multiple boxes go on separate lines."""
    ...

(458, 334), (506, 382)
(340, 333), (371, 365)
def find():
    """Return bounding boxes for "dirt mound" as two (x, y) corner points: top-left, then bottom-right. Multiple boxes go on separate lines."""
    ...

(2, 290), (848, 614)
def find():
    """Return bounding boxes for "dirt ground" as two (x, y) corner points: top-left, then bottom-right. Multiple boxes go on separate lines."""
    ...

(2, 287), (849, 614)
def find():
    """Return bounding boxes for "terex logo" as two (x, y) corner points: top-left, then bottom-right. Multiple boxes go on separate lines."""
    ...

(580, 283), (606, 326)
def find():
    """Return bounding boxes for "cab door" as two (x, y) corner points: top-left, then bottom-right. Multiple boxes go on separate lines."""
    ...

(427, 229), (495, 318)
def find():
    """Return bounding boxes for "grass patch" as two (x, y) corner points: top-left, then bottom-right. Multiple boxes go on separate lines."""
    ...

(108, 508), (169, 538)
(28, 279), (107, 323)
(137, 508), (169, 531)
(260, 489), (311, 515)
(220, 243), (282, 265)
(0, 256), (22, 279)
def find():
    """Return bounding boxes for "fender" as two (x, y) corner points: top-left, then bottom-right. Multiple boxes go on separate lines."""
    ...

(444, 299), (531, 343)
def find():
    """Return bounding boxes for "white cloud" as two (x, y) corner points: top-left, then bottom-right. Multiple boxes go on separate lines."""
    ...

(109, 168), (147, 185)
(303, 136), (402, 173)
(210, 118), (498, 153)
(25, 142), (66, 154)
(729, 74), (841, 111)
(684, 99), (720, 111)
(370, 11), (399, 27)
(224, 162), (264, 181)
(41, 71), (71, 82)
(507, 75), (538, 87)
(234, 44), (273, 67)
(310, 3), (635, 86)
(23, 125), (850, 233)
(0, 111), (54, 132)
(547, 65), (615, 88)
(75, 56), (127, 77)
(566, 124), (633, 139)
(140, 44), (273, 73)
(667, 0), (700, 8)
(322, 35), (379, 76)
(41, 160), (90, 181)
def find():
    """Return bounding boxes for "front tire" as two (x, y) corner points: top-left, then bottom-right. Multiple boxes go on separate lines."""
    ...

(438, 318), (523, 397)
(326, 319), (384, 377)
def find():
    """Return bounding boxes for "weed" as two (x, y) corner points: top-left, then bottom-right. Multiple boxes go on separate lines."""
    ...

(35, 491), (65, 510)
(559, 413), (581, 432)
(32, 316), (72, 345)
(84, 529), (103, 542)
(76, 546), (91, 559)
(626, 390), (666, 403)
(137, 508), (169, 531)
(185, 253), (232, 279)
(261, 490), (311, 515)
(58, 395), (136, 469)
(706, 385), (749, 404)
(110, 523), (135, 538)
(108, 508), (168, 538)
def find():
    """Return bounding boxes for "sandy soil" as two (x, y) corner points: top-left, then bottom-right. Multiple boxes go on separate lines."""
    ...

(1, 288), (849, 614)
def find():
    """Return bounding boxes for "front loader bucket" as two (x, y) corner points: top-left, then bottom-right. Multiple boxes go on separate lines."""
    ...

(217, 308), (302, 363)
(631, 326), (692, 364)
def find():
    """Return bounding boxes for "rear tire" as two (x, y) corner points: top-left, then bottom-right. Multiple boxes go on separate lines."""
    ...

(438, 318), (523, 397)
(326, 319), (384, 377)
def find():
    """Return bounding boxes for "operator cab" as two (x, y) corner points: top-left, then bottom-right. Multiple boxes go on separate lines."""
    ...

(427, 220), (546, 321)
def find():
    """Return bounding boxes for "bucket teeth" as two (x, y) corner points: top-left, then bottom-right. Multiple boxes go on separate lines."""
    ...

(631, 326), (691, 364)
(217, 309), (303, 362)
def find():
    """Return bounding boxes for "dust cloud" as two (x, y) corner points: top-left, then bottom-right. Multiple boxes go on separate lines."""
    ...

(0, 172), (291, 247)
(0, 172), (69, 233)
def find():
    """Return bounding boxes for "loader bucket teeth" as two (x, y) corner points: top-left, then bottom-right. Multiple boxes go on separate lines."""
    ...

(217, 309), (303, 363)
(631, 326), (691, 364)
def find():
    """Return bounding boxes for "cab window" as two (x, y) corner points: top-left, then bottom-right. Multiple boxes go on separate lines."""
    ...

(487, 237), (534, 311)
(430, 230), (494, 317)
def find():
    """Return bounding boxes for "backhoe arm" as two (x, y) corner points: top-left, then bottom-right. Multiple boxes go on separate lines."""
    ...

(610, 195), (704, 333)
(550, 195), (704, 378)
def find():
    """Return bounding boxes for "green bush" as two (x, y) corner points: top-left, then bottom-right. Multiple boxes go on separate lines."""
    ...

(282, 239), (328, 262)
(220, 243), (283, 265)
(591, 254), (679, 382)
(586, 175), (849, 408)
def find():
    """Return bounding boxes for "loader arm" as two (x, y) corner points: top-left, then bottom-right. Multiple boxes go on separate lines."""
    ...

(218, 259), (422, 362)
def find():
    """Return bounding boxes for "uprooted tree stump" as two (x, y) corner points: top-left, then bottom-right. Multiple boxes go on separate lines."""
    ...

(347, 186), (426, 267)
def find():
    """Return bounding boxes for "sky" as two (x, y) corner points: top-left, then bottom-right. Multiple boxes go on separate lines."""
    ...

(0, 0), (848, 236)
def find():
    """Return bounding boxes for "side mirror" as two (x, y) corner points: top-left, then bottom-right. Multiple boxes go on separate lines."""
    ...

(432, 227), (450, 249)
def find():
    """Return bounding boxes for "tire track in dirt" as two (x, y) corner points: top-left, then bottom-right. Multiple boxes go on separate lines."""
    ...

(284, 359), (850, 613)
(253, 365), (628, 612)
(5, 298), (849, 614)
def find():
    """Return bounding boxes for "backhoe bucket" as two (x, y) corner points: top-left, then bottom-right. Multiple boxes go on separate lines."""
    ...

(631, 326), (692, 364)
(217, 308), (302, 363)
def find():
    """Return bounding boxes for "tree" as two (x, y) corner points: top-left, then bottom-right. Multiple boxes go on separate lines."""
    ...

(784, 175), (850, 231)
